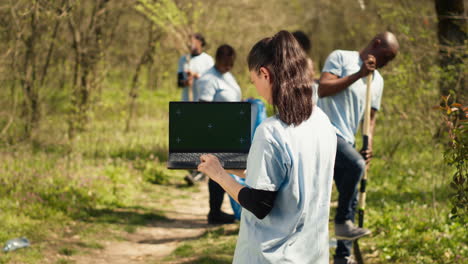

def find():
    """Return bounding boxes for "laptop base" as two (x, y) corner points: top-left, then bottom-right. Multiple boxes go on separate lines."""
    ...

(167, 152), (247, 170)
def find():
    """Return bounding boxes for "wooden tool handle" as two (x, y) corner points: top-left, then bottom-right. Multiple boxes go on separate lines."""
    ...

(363, 73), (373, 139)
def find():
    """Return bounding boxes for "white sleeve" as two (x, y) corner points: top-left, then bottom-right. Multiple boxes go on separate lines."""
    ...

(322, 50), (343, 77)
(371, 76), (384, 110)
(197, 78), (217, 102)
(245, 125), (289, 191)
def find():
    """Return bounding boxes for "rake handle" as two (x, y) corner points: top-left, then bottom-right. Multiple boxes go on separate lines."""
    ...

(354, 72), (373, 264)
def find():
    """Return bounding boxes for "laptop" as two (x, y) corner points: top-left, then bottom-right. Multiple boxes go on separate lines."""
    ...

(167, 102), (251, 169)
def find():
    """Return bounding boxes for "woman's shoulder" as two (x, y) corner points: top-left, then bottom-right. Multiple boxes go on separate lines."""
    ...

(255, 116), (288, 141)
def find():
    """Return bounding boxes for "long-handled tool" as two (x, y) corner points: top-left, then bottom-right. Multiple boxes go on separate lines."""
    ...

(353, 73), (373, 264)
(183, 54), (194, 101)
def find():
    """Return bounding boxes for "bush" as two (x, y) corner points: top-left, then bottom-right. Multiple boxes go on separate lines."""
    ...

(436, 96), (468, 224)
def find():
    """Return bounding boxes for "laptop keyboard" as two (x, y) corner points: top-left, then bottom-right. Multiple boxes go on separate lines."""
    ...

(170, 152), (246, 162)
(169, 152), (247, 169)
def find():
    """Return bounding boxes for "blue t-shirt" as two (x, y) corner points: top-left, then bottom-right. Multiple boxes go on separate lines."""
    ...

(195, 66), (242, 102)
(233, 107), (337, 264)
(317, 50), (384, 144)
(177, 52), (214, 101)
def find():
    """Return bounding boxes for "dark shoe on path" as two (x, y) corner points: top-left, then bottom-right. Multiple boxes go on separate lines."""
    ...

(208, 211), (235, 225)
(184, 174), (195, 186)
(184, 171), (205, 186)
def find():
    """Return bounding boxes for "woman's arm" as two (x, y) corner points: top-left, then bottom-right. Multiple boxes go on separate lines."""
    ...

(198, 154), (277, 219)
(238, 187), (277, 219)
(197, 154), (244, 202)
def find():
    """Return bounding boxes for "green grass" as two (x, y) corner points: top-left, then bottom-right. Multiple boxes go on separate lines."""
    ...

(55, 259), (75, 264)
(58, 247), (77, 256)
(163, 227), (239, 264)
(0, 70), (466, 264)
(0, 85), (188, 263)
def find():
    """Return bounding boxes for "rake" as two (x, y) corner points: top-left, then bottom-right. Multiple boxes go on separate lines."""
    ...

(353, 72), (373, 264)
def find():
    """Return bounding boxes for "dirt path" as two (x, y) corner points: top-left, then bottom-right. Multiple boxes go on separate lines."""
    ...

(71, 181), (235, 264)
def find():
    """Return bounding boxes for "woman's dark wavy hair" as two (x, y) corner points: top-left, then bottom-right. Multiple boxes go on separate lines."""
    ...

(247, 30), (313, 126)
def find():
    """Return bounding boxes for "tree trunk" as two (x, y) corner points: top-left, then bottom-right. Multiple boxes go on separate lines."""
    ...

(435, 0), (467, 103)
(40, 0), (66, 86)
(125, 27), (158, 132)
(67, 0), (110, 138)
(125, 60), (144, 133)
(21, 0), (40, 137)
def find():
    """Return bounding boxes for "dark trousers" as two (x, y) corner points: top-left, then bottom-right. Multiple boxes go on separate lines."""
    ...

(334, 135), (366, 258)
(208, 179), (225, 215)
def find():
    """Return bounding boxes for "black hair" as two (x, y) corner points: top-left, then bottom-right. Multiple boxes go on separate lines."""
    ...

(192, 33), (206, 47)
(215, 44), (236, 61)
(247, 30), (313, 126)
(292, 31), (311, 53)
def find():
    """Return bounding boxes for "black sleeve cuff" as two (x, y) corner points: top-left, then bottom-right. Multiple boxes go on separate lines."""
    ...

(177, 72), (185, 87)
(238, 187), (278, 219)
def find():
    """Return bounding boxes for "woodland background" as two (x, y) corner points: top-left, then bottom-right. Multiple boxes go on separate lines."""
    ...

(0, 0), (466, 263)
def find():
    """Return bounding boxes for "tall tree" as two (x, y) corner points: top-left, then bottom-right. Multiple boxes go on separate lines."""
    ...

(435, 0), (467, 103)
(67, 0), (118, 138)
(125, 22), (161, 132)
(17, 0), (41, 137)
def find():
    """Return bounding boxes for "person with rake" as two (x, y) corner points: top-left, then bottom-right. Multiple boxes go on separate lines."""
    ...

(317, 32), (399, 264)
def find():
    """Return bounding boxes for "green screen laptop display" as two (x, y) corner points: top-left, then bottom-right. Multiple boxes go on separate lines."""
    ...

(169, 102), (251, 153)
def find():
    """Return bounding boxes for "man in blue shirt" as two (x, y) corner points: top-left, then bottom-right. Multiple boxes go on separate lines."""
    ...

(197, 44), (241, 224)
(317, 32), (399, 264)
(196, 45), (241, 102)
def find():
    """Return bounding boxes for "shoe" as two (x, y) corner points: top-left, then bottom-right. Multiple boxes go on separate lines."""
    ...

(184, 174), (195, 186)
(184, 171), (205, 186)
(192, 172), (205, 182)
(335, 220), (371, 240)
(208, 211), (235, 225)
(334, 256), (357, 264)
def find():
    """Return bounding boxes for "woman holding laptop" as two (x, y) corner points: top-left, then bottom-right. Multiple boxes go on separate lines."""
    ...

(197, 31), (337, 263)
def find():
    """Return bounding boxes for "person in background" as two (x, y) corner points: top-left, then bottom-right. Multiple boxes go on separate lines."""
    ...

(317, 32), (399, 264)
(196, 44), (241, 224)
(177, 33), (214, 185)
(197, 31), (337, 263)
(292, 30), (318, 103)
(177, 33), (214, 101)
(292, 30), (315, 78)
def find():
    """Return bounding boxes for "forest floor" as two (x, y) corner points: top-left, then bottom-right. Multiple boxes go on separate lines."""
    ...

(47, 178), (238, 264)
(1, 90), (466, 264)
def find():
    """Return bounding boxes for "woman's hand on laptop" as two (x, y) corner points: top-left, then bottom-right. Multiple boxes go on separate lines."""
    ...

(198, 154), (226, 182)
(198, 154), (245, 203)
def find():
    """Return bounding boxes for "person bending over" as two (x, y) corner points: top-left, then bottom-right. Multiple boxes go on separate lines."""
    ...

(317, 32), (399, 264)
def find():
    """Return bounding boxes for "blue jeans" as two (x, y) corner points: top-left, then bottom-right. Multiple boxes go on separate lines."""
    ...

(334, 135), (366, 258)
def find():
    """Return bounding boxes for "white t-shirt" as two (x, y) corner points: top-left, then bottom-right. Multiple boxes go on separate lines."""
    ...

(195, 66), (242, 102)
(234, 107), (337, 264)
(177, 52), (214, 101)
(317, 50), (383, 144)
